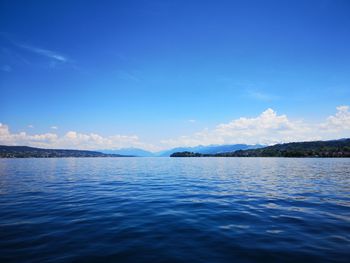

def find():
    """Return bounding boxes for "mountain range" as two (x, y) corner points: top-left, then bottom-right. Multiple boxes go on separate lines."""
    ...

(100, 144), (264, 157)
(171, 138), (350, 158)
(3, 139), (349, 158)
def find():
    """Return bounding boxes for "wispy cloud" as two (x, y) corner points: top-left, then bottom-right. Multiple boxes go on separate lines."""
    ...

(115, 70), (140, 82)
(246, 90), (279, 102)
(1, 65), (12, 72)
(15, 43), (68, 63)
(50, 126), (58, 130)
(0, 33), (71, 68)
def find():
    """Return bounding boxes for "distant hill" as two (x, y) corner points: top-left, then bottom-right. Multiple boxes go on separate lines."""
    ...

(171, 139), (350, 158)
(156, 144), (263, 157)
(0, 145), (130, 158)
(98, 144), (264, 157)
(100, 148), (155, 157)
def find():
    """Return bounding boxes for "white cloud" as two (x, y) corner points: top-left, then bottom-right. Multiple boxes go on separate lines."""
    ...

(1, 106), (349, 151)
(161, 106), (350, 148)
(0, 123), (158, 151)
(17, 44), (68, 63)
(1, 34), (70, 68)
(320, 106), (350, 131)
(0, 123), (58, 148)
(28, 124), (34, 129)
(188, 119), (196, 123)
(1, 65), (12, 72)
(50, 126), (58, 130)
(247, 90), (279, 101)
(115, 70), (139, 82)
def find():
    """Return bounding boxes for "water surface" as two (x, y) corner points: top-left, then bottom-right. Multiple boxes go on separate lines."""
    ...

(0, 158), (349, 262)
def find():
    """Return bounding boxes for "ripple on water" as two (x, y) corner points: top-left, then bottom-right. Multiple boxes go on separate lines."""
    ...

(0, 157), (349, 263)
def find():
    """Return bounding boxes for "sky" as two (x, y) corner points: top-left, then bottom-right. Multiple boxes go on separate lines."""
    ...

(0, 0), (350, 151)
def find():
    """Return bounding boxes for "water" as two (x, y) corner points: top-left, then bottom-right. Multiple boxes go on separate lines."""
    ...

(0, 158), (349, 263)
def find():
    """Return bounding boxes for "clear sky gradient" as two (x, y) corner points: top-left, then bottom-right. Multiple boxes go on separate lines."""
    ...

(1, 0), (349, 150)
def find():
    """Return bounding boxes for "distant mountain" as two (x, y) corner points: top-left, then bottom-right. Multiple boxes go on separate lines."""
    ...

(98, 144), (264, 157)
(171, 139), (350, 158)
(156, 144), (263, 157)
(100, 148), (155, 157)
(0, 145), (130, 158)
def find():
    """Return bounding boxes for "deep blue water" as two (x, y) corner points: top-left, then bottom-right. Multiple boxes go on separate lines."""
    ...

(0, 158), (349, 263)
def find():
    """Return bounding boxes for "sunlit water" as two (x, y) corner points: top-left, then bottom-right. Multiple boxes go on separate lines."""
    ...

(0, 157), (349, 263)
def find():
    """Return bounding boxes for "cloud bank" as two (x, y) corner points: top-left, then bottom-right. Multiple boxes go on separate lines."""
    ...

(1, 106), (349, 151)
(161, 106), (350, 148)
(0, 124), (157, 151)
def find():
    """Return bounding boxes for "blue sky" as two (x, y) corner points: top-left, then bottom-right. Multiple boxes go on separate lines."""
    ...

(0, 0), (350, 150)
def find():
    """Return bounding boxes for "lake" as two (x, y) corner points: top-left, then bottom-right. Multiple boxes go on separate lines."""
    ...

(0, 158), (349, 262)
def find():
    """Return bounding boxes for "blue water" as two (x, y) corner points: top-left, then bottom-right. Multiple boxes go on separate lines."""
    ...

(0, 158), (349, 263)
